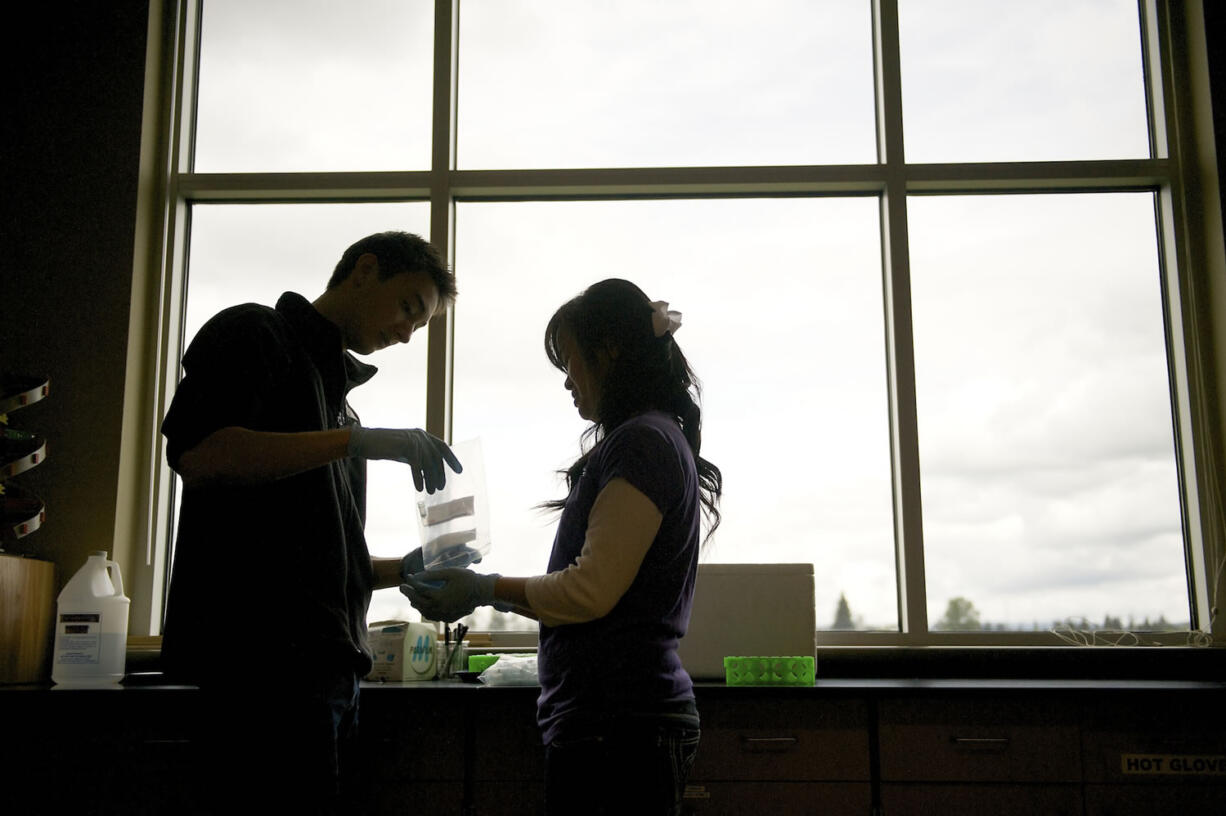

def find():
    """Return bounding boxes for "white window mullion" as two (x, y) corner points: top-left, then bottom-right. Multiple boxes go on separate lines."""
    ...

(152, 0), (201, 633)
(874, 0), (927, 638)
(427, 0), (460, 441)
(118, 0), (200, 635)
(1146, 0), (1218, 638)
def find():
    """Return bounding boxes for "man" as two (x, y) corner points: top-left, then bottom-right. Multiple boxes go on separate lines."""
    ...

(160, 231), (461, 813)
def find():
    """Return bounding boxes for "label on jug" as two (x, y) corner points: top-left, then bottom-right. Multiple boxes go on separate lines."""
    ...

(56, 613), (102, 665)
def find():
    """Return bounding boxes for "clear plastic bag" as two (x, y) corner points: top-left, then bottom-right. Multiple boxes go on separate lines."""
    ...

(478, 653), (539, 686)
(417, 438), (491, 569)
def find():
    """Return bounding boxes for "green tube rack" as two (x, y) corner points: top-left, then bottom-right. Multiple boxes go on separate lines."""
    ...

(723, 656), (815, 686)
(468, 653), (501, 674)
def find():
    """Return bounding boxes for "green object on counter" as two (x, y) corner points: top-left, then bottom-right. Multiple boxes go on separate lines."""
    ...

(468, 653), (500, 674)
(723, 656), (815, 686)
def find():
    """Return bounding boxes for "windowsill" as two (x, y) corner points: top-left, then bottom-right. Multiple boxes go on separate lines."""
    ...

(808, 645), (1226, 681)
(96, 642), (1226, 689)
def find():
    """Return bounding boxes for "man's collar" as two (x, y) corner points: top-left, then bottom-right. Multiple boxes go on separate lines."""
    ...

(275, 291), (378, 387)
(345, 352), (378, 387)
(276, 291), (336, 340)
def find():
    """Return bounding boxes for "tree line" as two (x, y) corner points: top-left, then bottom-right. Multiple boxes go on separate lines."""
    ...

(828, 593), (1181, 632)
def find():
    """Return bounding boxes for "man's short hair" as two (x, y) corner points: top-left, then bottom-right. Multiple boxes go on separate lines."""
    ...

(328, 231), (457, 305)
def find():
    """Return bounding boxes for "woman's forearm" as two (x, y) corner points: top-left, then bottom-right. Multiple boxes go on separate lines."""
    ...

(492, 577), (539, 621)
(494, 576), (531, 608)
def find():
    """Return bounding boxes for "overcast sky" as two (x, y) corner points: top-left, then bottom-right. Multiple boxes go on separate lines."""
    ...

(183, 0), (1187, 632)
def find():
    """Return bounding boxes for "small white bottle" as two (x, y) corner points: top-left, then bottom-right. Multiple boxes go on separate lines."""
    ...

(51, 551), (130, 687)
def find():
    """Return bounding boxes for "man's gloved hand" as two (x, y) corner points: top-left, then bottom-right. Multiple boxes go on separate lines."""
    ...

(347, 427), (462, 493)
(400, 547), (425, 582)
(400, 568), (500, 623)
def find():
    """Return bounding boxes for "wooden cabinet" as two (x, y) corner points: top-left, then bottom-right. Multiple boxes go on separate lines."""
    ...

(871, 684), (1225, 816)
(0, 686), (205, 815)
(683, 690), (872, 815)
(464, 686), (545, 816)
(1080, 689), (1226, 816)
(0, 553), (54, 684)
(878, 692), (1083, 816)
(2, 678), (1223, 815)
(357, 685), (468, 814)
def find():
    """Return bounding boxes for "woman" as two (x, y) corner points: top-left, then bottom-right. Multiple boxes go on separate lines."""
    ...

(403, 278), (722, 815)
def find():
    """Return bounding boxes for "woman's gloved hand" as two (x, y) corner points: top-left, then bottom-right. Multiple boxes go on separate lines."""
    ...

(400, 568), (499, 623)
(347, 427), (462, 493)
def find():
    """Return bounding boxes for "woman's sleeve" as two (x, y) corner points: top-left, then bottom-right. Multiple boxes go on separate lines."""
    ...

(525, 477), (663, 626)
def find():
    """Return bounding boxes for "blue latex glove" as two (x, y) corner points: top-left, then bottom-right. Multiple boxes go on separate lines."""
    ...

(401, 568), (500, 623)
(347, 427), (462, 494)
(399, 546), (483, 582)
(399, 548), (424, 582)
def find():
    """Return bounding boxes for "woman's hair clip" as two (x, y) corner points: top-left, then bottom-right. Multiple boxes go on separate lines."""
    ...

(650, 300), (682, 338)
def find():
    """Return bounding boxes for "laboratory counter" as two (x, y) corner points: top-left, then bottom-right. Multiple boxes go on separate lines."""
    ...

(2, 668), (1223, 815)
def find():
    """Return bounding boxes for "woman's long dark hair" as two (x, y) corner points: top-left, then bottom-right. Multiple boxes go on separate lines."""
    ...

(542, 278), (723, 543)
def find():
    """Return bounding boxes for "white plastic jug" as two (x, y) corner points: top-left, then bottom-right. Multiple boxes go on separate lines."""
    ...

(51, 550), (130, 687)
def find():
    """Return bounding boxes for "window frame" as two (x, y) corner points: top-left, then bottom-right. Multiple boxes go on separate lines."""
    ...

(118, 0), (1224, 648)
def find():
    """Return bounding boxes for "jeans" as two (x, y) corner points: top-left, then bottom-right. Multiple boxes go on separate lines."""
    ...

(195, 667), (361, 815)
(544, 720), (701, 816)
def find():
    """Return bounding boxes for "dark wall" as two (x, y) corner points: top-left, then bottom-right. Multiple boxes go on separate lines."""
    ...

(1, 2), (150, 584)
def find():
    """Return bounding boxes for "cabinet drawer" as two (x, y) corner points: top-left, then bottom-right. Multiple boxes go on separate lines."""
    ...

(1082, 735), (1226, 786)
(882, 782), (1082, 816)
(1080, 698), (1226, 785)
(690, 698), (869, 781)
(1084, 783), (1226, 816)
(469, 695), (546, 780)
(878, 696), (1080, 782)
(358, 703), (465, 782)
(469, 781), (545, 816)
(359, 781), (464, 815)
(682, 781), (870, 815)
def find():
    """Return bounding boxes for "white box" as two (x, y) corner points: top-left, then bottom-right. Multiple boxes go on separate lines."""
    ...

(678, 563), (817, 681)
(365, 621), (437, 682)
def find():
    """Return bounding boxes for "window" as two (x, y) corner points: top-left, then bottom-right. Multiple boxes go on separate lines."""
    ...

(135, 0), (1222, 645)
(908, 193), (1185, 631)
(451, 198), (895, 631)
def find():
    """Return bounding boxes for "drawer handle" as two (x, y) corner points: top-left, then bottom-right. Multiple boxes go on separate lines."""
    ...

(741, 736), (799, 753)
(952, 737), (1011, 751)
